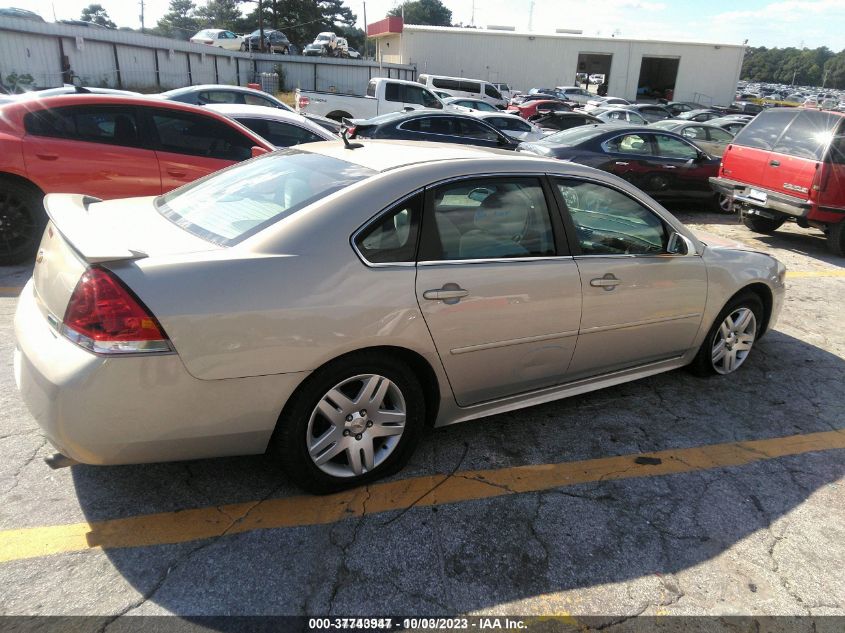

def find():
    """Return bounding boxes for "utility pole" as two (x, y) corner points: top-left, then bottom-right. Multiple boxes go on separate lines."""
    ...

(259, 0), (265, 52)
(471, 0), (475, 26)
(363, 1), (368, 59)
(528, 1), (535, 32)
(138, 0), (145, 33)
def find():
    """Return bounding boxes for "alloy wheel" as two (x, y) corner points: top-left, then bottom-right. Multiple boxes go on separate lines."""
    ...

(306, 374), (406, 478)
(711, 307), (757, 374)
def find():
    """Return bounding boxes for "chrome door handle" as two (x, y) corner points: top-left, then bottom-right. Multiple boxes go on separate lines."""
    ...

(662, 164), (677, 169)
(590, 274), (621, 290)
(423, 286), (469, 301)
(769, 160), (780, 167)
(615, 161), (629, 166)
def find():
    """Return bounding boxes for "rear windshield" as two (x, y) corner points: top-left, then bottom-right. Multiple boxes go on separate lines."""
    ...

(542, 125), (606, 146)
(156, 150), (374, 246)
(734, 109), (843, 160)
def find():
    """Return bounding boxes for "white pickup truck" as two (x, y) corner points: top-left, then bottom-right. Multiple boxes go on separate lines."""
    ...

(295, 78), (444, 121)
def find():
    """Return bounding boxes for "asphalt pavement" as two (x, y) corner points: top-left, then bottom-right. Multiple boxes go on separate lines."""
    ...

(0, 210), (843, 625)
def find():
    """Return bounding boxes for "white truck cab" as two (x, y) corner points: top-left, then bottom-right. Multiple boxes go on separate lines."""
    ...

(296, 77), (443, 121)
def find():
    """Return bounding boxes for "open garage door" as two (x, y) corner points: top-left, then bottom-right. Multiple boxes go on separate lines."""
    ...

(576, 53), (612, 93)
(637, 56), (679, 101)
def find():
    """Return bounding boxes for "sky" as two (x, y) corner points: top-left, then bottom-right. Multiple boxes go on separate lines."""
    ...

(19, 0), (845, 49)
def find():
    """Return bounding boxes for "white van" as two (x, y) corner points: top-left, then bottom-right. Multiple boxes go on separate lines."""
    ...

(417, 74), (507, 109)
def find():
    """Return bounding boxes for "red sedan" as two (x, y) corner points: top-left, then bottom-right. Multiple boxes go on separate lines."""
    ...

(0, 94), (275, 264)
(507, 99), (572, 120)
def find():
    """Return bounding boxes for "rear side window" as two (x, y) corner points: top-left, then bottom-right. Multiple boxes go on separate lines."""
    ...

(402, 117), (456, 135)
(24, 106), (140, 147)
(354, 193), (422, 264)
(732, 109), (799, 151)
(238, 118), (325, 147)
(772, 111), (843, 161)
(150, 110), (255, 161)
(366, 80), (377, 98)
(157, 150), (374, 245)
(432, 77), (461, 91)
(198, 91), (238, 104)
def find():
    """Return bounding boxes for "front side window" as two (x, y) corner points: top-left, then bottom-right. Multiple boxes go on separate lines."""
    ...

(385, 82), (402, 103)
(24, 106), (140, 147)
(484, 84), (502, 99)
(655, 134), (699, 159)
(606, 133), (652, 155)
(354, 194), (422, 264)
(426, 178), (557, 260)
(556, 179), (667, 256)
(454, 118), (500, 141)
(243, 93), (276, 107)
(157, 150), (374, 245)
(150, 110), (255, 161)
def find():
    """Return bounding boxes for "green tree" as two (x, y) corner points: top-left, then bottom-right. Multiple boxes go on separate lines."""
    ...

(80, 3), (117, 28)
(388, 0), (452, 26)
(195, 0), (243, 30)
(155, 0), (199, 40)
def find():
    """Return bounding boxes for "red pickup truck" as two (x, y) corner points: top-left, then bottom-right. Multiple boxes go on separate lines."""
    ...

(710, 108), (845, 255)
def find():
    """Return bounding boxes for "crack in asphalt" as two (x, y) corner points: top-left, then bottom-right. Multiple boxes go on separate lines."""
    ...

(326, 485), (371, 615)
(99, 481), (287, 629)
(1, 438), (47, 497)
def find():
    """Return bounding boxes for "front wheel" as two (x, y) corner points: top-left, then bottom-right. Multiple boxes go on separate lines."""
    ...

(273, 353), (425, 494)
(690, 293), (763, 376)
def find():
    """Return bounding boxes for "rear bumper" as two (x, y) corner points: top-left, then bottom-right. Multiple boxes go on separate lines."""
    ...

(14, 280), (307, 465)
(709, 177), (812, 219)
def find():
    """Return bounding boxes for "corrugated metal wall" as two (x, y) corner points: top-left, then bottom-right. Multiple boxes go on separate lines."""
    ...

(0, 16), (416, 94)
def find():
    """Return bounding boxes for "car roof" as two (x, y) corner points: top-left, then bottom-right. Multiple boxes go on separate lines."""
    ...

(298, 140), (524, 172)
(160, 84), (273, 97)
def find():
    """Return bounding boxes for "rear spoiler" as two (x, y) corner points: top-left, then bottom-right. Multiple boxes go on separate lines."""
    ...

(43, 194), (149, 264)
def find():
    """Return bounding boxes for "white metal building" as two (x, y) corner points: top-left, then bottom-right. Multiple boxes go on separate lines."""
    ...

(367, 22), (745, 106)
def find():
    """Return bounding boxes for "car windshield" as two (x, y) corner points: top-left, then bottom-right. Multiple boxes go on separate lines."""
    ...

(542, 125), (606, 146)
(156, 150), (374, 246)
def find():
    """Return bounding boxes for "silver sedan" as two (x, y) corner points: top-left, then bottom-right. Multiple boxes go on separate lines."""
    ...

(14, 141), (786, 493)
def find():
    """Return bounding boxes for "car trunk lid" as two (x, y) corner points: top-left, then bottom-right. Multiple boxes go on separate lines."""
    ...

(33, 193), (217, 321)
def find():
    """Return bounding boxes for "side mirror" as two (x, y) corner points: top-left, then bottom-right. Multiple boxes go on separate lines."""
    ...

(251, 146), (270, 158)
(667, 232), (695, 255)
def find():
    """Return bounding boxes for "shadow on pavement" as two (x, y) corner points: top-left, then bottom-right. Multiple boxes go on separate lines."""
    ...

(70, 329), (844, 615)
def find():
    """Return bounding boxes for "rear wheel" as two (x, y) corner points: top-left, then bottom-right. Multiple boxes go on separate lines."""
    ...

(273, 352), (425, 494)
(713, 193), (733, 214)
(0, 179), (46, 266)
(742, 213), (785, 235)
(826, 221), (845, 257)
(690, 292), (763, 377)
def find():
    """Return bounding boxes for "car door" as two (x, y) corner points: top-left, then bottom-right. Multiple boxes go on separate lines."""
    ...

(144, 108), (255, 191)
(652, 132), (718, 197)
(600, 131), (656, 189)
(21, 104), (162, 199)
(552, 178), (707, 379)
(415, 176), (582, 406)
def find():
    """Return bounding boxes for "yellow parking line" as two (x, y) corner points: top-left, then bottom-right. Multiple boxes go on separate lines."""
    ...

(786, 270), (845, 279)
(1, 429), (843, 564)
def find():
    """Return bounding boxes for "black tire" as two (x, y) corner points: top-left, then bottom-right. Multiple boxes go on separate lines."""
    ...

(826, 221), (845, 257)
(0, 179), (46, 266)
(742, 213), (785, 234)
(273, 352), (426, 494)
(689, 292), (764, 377)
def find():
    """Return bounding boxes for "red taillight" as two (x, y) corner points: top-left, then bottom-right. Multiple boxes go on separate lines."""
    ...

(62, 267), (171, 354)
(298, 95), (310, 109)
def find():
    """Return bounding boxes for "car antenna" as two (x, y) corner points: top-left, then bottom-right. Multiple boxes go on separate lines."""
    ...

(340, 127), (363, 150)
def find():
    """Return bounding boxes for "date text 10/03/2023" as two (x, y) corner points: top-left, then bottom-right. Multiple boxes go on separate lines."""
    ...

(308, 618), (528, 630)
